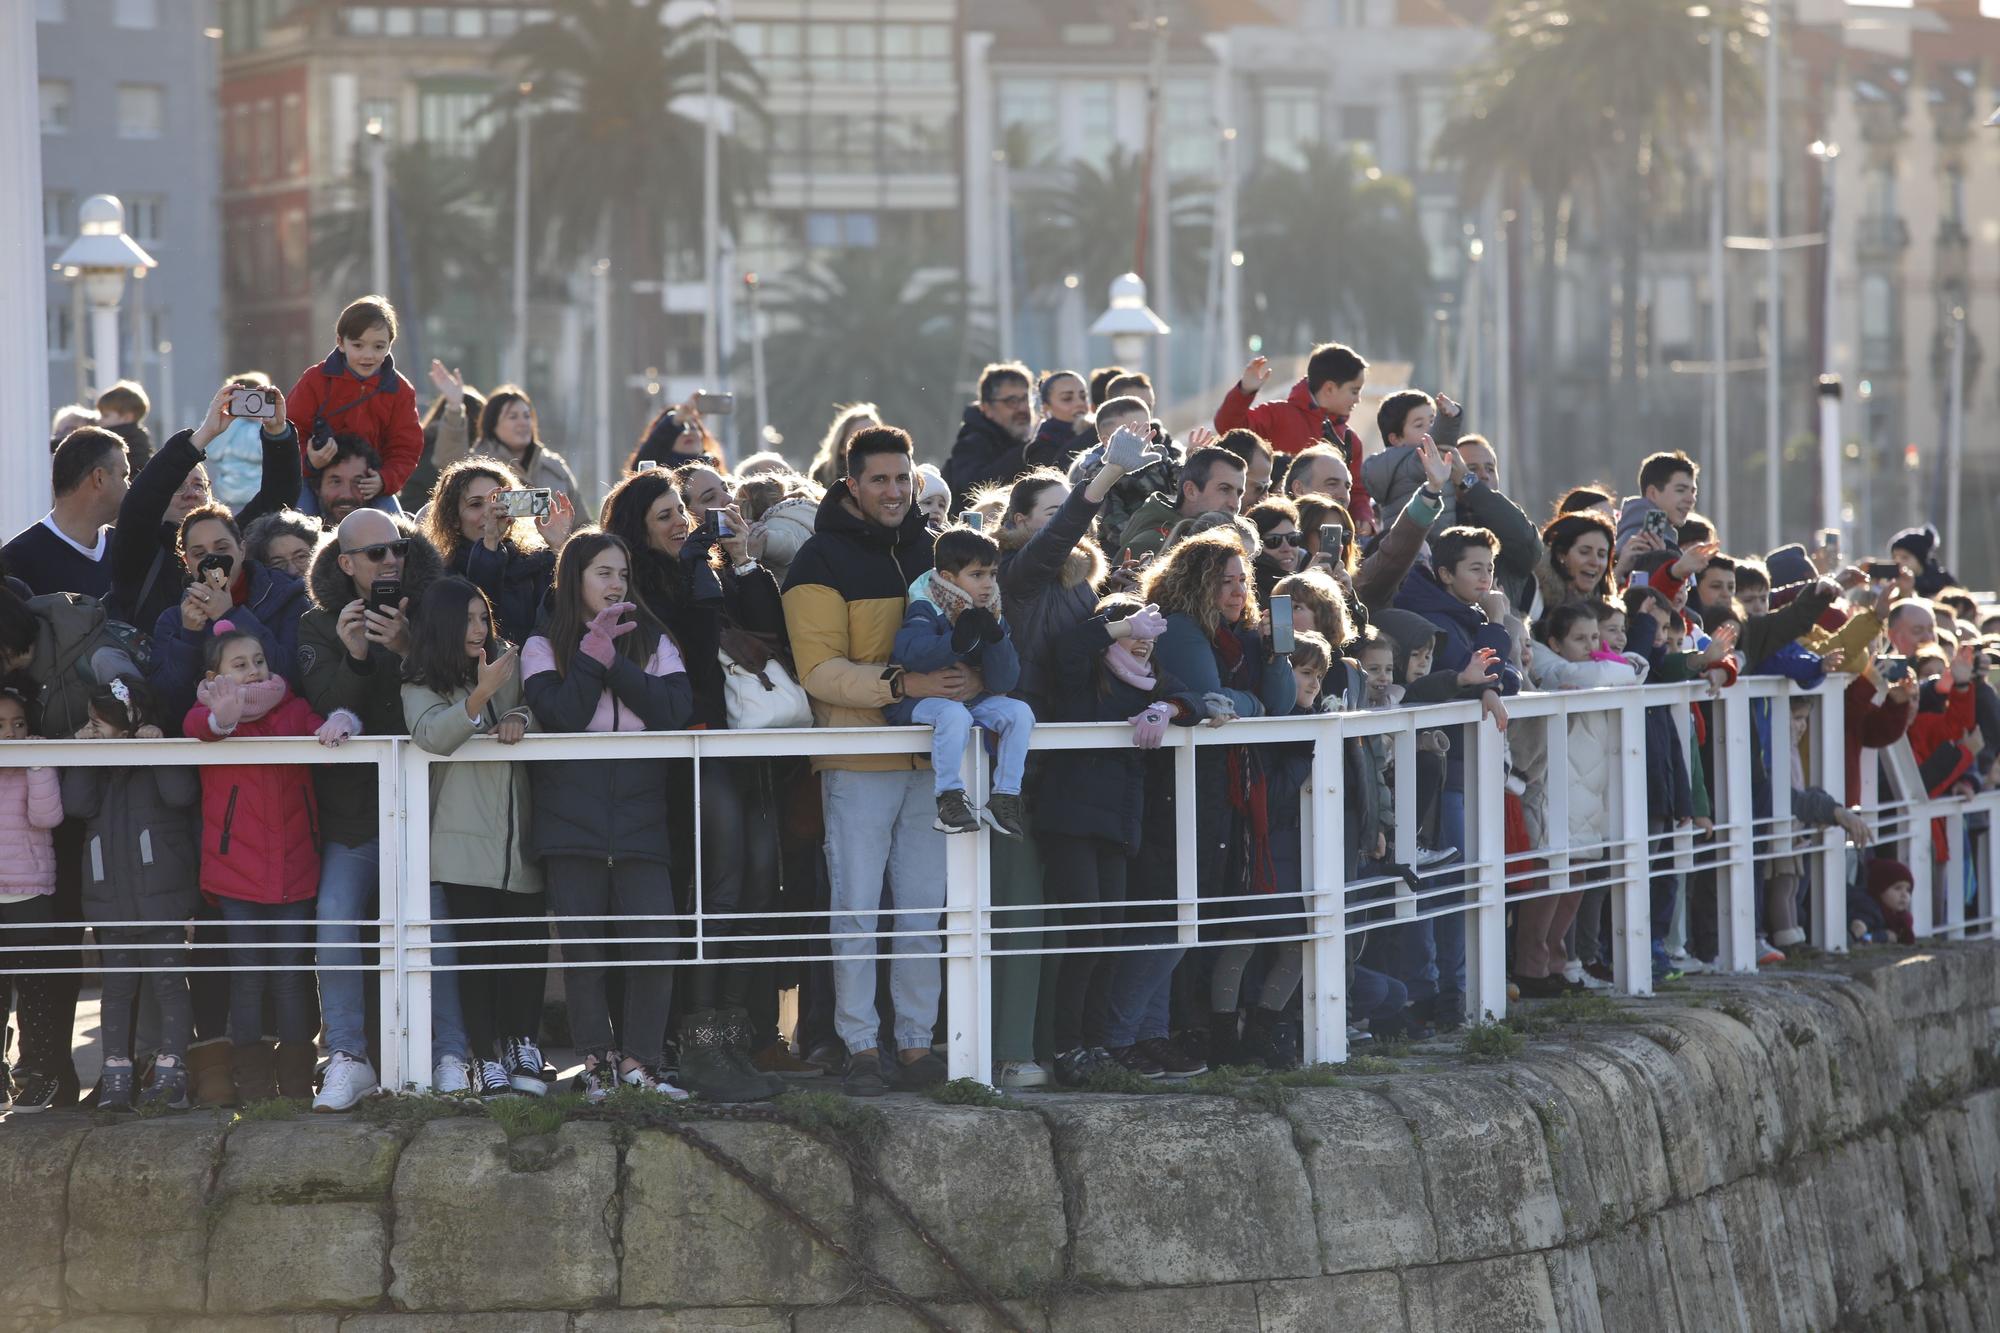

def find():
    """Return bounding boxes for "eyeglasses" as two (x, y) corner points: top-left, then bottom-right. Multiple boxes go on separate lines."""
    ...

(988, 392), (1031, 409)
(339, 539), (410, 562)
(1262, 531), (1304, 549)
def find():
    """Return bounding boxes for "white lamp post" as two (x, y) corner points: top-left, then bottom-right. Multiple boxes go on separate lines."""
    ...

(55, 195), (156, 390)
(1089, 272), (1170, 374)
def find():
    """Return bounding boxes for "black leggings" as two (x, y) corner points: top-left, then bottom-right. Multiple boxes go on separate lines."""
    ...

(97, 926), (191, 1064)
(441, 884), (548, 1060)
(1039, 832), (1131, 1052)
(545, 856), (677, 1066)
(688, 758), (781, 1013)
(0, 894), (60, 1071)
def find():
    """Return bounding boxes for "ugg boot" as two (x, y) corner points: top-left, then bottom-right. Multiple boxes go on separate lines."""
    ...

(187, 1039), (237, 1107)
(719, 1007), (788, 1098)
(1207, 1010), (1245, 1070)
(275, 1041), (318, 1101)
(677, 1010), (782, 1103)
(231, 1040), (278, 1104)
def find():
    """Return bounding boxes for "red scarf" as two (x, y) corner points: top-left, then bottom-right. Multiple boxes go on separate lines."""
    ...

(1214, 629), (1276, 896)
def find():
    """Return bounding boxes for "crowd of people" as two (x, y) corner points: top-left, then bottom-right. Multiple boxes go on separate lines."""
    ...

(0, 290), (1986, 1114)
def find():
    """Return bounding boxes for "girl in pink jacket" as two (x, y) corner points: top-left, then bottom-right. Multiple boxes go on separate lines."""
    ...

(0, 681), (64, 1112)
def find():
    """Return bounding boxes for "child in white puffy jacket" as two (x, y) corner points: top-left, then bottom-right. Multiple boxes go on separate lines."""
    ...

(1525, 603), (1650, 993)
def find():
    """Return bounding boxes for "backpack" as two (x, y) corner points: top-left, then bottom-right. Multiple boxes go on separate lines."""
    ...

(716, 625), (812, 731)
(26, 593), (150, 737)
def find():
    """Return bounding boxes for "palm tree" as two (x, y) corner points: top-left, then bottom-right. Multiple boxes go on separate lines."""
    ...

(483, 1), (766, 433)
(1236, 144), (1432, 360)
(757, 249), (992, 460)
(1015, 146), (1212, 312)
(311, 142), (504, 377)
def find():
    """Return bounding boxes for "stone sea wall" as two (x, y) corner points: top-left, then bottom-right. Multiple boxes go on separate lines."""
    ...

(8, 943), (2000, 1332)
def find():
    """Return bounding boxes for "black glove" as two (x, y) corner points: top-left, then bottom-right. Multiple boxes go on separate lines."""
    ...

(951, 606), (1001, 653)
(678, 522), (719, 567)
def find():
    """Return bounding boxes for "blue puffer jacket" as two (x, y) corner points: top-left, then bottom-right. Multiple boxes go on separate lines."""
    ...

(883, 570), (1021, 725)
(148, 561), (310, 732)
(1392, 566), (1521, 788)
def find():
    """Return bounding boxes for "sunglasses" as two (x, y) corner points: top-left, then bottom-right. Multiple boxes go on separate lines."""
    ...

(340, 539), (410, 562)
(1262, 531), (1304, 549)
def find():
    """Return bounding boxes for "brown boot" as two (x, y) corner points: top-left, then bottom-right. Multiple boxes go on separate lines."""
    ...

(231, 1040), (278, 1103)
(275, 1041), (318, 1101)
(187, 1039), (237, 1107)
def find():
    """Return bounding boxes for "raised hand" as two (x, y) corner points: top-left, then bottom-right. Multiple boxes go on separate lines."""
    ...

(1183, 425), (1217, 453)
(1415, 434), (1451, 491)
(1102, 423), (1156, 475)
(306, 437), (339, 472)
(1239, 356), (1273, 394)
(1124, 603), (1168, 641)
(427, 359), (465, 406)
(580, 602), (637, 665)
(1128, 702), (1171, 749)
(1457, 647), (1499, 687)
(201, 675), (245, 732)
(475, 645), (518, 701)
(192, 383), (234, 451)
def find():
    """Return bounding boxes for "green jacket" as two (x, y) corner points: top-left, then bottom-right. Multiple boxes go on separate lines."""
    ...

(402, 673), (540, 895)
(1113, 491), (1186, 562)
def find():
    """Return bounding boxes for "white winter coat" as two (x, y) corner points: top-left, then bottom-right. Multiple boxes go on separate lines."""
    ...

(1526, 644), (1649, 856)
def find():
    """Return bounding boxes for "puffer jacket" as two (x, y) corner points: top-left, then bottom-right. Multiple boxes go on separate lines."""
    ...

(1213, 377), (1373, 526)
(287, 348), (425, 495)
(61, 765), (201, 923)
(1024, 415), (1092, 472)
(296, 522), (444, 844)
(1068, 432), (1182, 553)
(0, 766), (63, 896)
(781, 482), (936, 773)
(522, 630), (693, 865)
(1527, 642), (1648, 854)
(883, 570), (1020, 724)
(403, 671), (541, 894)
(942, 405), (1027, 507)
(431, 404), (584, 517)
(996, 483), (1108, 712)
(453, 539), (555, 649)
(148, 560), (310, 729)
(186, 687), (325, 905)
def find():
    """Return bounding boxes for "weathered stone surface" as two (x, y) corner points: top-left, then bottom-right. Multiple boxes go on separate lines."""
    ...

(575, 1311), (791, 1333)
(1253, 1273), (1405, 1331)
(1651, 1007), (1788, 1175)
(1585, 1216), (1679, 1333)
(1283, 1086), (1438, 1271)
(218, 1121), (400, 1202)
(1654, 1196), (1751, 1330)
(621, 1121), (855, 1309)
(1402, 1253), (1560, 1333)
(1558, 1043), (1673, 1220)
(1048, 1283), (1259, 1332)
(66, 1120), (223, 1313)
(1041, 1095), (1318, 1287)
(1501, 1064), (1603, 1242)
(1380, 1075), (1564, 1263)
(158, 1319), (340, 1333)
(340, 1316), (569, 1333)
(793, 1300), (1047, 1333)
(860, 1102), (1065, 1299)
(387, 1119), (617, 1312)
(207, 1202), (386, 1313)
(42, 1318), (155, 1333)
(1542, 1248), (1604, 1333)
(1587, 1030), (1725, 1201)
(1816, 1133), (1923, 1317)
(0, 1118), (90, 1312)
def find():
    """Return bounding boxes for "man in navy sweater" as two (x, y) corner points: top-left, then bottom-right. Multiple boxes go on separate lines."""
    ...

(2, 427), (129, 598)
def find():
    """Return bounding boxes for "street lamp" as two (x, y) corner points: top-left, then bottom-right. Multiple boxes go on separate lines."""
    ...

(1089, 272), (1170, 371)
(364, 117), (389, 296)
(743, 271), (769, 456)
(1808, 138), (1841, 541)
(55, 195), (155, 389)
(513, 81), (533, 386)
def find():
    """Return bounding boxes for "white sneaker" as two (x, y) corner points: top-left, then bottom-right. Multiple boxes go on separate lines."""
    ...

(1562, 960), (1585, 986)
(994, 1060), (1049, 1089)
(432, 1057), (471, 1095)
(1677, 953), (1713, 975)
(621, 1065), (692, 1102)
(312, 1051), (379, 1112)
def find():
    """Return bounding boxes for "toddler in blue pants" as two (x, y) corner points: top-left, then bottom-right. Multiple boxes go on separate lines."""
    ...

(885, 525), (1034, 838)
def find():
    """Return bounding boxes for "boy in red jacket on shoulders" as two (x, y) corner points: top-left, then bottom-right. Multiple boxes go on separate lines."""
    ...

(287, 294), (424, 502)
(1214, 342), (1374, 529)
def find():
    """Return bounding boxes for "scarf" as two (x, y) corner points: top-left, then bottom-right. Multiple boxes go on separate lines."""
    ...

(1213, 629), (1276, 896)
(1103, 641), (1156, 691)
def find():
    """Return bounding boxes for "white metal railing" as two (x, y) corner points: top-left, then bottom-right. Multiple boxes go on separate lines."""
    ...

(2, 673), (1991, 1091)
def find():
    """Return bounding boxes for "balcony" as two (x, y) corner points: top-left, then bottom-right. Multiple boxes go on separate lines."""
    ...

(1855, 215), (1910, 258)
(1859, 102), (1904, 145)
(1937, 220), (1969, 284)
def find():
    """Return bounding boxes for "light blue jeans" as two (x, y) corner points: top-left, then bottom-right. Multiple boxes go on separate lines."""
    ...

(315, 840), (380, 1062)
(822, 768), (948, 1054)
(427, 882), (470, 1065)
(1100, 927), (1182, 1048)
(912, 694), (1035, 797)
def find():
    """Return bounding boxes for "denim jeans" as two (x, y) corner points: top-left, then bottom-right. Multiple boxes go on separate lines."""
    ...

(821, 768), (947, 1054)
(1379, 787), (1466, 1009)
(1099, 926), (1182, 1048)
(219, 897), (316, 1044)
(315, 839), (381, 1062)
(428, 882), (470, 1064)
(1350, 964), (1409, 1026)
(911, 695), (1036, 797)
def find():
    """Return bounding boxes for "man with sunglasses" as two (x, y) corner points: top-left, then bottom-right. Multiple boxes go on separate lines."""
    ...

(942, 361), (1035, 507)
(294, 508), (446, 1110)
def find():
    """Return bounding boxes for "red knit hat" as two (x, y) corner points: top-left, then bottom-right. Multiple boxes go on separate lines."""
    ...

(1866, 859), (1914, 901)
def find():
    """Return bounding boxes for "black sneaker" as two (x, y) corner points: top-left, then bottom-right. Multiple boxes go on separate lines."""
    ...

(474, 1059), (516, 1099)
(934, 790), (979, 834)
(499, 1038), (550, 1097)
(1108, 1043), (1166, 1079)
(892, 1051), (947, 1089)
(0, 1060), (11, 1113)
(842, 1052), (890, 1098)
(1137, 1036), (1208, 1077)
(1053, 1045), (1116, 1088)
(11, 1068), (59, 1113)
(578, 1058), (622, 1104)
(981, 792), (1026, 839)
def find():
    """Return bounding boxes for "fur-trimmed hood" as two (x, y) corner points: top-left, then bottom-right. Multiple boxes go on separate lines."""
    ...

(306, 513), (445, 613)
(997, 518), (1106, 592)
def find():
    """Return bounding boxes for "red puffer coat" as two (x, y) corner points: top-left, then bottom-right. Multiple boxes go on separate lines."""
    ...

(186, 689), (324, 905)
(286, 349), (425, 496)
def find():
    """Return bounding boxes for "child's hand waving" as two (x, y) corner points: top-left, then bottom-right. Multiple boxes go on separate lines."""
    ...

(199, 675), (244, 732)
(580, 602), (638, 666)
(1458, 647), (1499, 686)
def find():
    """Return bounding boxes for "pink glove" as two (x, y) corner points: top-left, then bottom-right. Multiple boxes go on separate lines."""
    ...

(198, 676), (243, 733)
(580, 602), (638, 666)
(1128, 702), (1172, 749)
(1123, 604), (1168, 641)
(316, 709), (361, 748)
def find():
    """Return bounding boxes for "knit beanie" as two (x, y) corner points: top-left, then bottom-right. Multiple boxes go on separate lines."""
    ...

(1764, 543), (1816, 589)
(1890, 524), (1938, 567)
(1866, 859), (1914, 901)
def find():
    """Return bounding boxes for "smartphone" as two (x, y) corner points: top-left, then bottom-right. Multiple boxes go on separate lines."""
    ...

(366, 577), (401, 615)
(706, 507), (731, 539)
(1270, 594), (1295, 655)
(1319, 523), (1346, 562)
(227, 385), (278, 420)
(1880, 658), (1911, 684)
(1641, 508), (1676, 544)
(692, 391), (735, 416)
(1816, 527), (1841, 559)
(960, 511), (985, 531)
(1866, 560), (1902, 582)
(493, 488), (553, 520)
(635, 460), (659, 472)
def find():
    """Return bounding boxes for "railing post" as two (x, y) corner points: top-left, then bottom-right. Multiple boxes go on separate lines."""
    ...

(1980, 798), (1998, 939)
(399, 743), (433, 1092)
(1944, 808), (1969, 938)
(1811, 682), (1850, 954)
(1885, 743), (1936, 938)
(1300, 713), (1347, 1064)
(942, 727), (989, 1084)
(1465, 700), (1509, 1022)
(1713, 686), (1758, 972)
(375, 740), (406, 1092)
(1173, 731), (1200, 946)
(1613, 699), (1651, 997)
(1389, 725), (1418, 919)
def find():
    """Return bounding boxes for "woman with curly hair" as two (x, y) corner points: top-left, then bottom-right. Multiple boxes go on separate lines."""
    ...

(1141, 530), (1296, 1069)
(806, 402), (882, 490)
(421, 457), (560, 645)
(1533, 510), (1617, 618)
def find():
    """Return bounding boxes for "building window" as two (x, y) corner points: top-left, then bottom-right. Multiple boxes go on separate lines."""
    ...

(126, 195), (163, 245)
(39, 80), (71, 134)
(418, 6), (449, 36)
(116, 84), (165, 139)
(47, 303), (73, 359)
(452, 7), (483, 37)
(488, 9), (518, 38)
(42, 190), (74, 244)
(805, 211), (879, 249)
(1165, 78), (1216, 177)
(1864, 164), (1896, 219)
(1260, 87), (1319, 169)
(999, 78), (1058, 167)
(278, 209), (307, 290)
(1075, 82), (1116, 168)
(255, 99), (276, 174)
(1944, 167), (1966, 229)
(230, 103), (253, 182)
(383, 7), (414, 36)
(1411, 82), (1453, 170)
(344, 6), (380, 34)
(281, 94), (304, 175)
(419, 84), (493, 158)
(113, 0), (157, 28)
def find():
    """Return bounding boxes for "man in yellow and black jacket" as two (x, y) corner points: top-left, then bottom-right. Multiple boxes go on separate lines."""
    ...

(782, 425), (975, 1098)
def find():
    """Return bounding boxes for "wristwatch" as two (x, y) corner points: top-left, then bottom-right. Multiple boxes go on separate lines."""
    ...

(882, 666), (905, 701)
